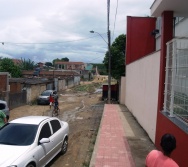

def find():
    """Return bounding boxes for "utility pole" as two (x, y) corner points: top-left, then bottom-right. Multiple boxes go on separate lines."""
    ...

(107, 0), (111, 104)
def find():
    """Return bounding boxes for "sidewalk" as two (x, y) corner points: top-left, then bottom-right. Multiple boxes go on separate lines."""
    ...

(90, 104), (155, 167)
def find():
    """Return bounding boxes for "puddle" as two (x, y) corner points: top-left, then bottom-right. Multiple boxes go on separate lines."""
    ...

(94, 89), (102, 93)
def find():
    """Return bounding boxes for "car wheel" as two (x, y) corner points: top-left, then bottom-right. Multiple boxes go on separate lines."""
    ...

(60, 138), (68, 155)
(26, 163), (35, 167)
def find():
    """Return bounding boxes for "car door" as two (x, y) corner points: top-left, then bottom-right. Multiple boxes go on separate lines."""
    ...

(37, 122), (53, 167)
(49, 119), (63, 156)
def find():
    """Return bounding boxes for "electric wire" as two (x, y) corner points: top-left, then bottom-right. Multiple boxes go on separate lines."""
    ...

(112, 0), (119, 41)
(0, 33), (107, 46)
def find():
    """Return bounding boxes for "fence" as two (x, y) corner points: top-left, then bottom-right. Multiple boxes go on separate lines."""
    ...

(164, 37), (188, 125)
(0, 91), (27, 110)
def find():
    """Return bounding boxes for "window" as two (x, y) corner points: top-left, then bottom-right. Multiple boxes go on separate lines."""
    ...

(174, 17), (184, 25)
(156, 17), (161, 38)
(0, 103), (5, 110)
(0, 123), (38, 146)
(39, 122), (51, 141)
(164, 38), (188, 127)
(50, 120), (61, 133)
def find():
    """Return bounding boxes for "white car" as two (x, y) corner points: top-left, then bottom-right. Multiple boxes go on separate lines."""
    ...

(0, 116), (69, 167)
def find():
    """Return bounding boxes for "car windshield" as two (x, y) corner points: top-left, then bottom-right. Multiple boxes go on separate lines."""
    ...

(0, 123), (38, 146)
(41, 91), (51, 96)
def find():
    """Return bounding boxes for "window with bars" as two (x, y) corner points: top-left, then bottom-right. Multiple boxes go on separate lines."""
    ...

(164, 38), (188, 126)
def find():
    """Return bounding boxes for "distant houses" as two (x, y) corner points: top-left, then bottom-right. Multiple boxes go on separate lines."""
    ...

(54, 61), (93, 80)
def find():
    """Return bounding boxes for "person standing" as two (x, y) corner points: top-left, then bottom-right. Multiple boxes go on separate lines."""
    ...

(145, 133), (179, 167)
(0, 110), (7, 127)
(49, 94), (54, 109)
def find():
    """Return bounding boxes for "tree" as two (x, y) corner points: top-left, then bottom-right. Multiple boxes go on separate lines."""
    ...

(0, 58), (22, 77)
(53, 57), (69, 66)
(45, 62), (53, 67)
(92, 63), (108, 75)
(20, 58), (35, 70)
(103, 34), (126, 80)
(53, 58), (60, 66)
(61, 57), (69, 62)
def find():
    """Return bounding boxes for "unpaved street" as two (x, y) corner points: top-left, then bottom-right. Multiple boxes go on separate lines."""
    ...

(10, 84), (104, 167)
(9, 83), (155, 167)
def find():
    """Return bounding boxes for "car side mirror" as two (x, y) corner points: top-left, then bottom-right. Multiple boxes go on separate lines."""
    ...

(39, 138), (50, 144)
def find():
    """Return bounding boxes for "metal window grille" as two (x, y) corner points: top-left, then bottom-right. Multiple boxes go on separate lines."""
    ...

(164, 38), (188, 125)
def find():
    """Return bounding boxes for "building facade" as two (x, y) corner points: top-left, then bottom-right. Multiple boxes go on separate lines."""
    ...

(125, 0), (188, 166)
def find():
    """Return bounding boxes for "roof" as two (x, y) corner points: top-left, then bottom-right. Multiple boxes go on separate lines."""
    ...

(0, 100), (6, 104)
(150, 0), (188, 17)
(9, 78), (53, 85)
(12, 59), (22, 65)
(54, 61), (84, 65)
(22, 70), (80, 76)
(10, 116), (50, 125)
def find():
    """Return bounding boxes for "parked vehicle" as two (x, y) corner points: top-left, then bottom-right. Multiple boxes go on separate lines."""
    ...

(0, 100), (10, 120)
(37, 90), (56, 105)
(0, 116), (69, 167)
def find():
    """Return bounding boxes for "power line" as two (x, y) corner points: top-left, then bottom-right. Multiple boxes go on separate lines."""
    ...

(0, 33), (107, 45)
(112, 0), (119, 41)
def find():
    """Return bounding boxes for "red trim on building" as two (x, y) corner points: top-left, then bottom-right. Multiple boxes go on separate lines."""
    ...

(126, 16), (156, 65)
(155, 11), (188, 167)
(156, 11), (174, 145)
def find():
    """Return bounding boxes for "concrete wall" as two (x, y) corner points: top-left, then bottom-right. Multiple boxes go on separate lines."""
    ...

(74, 76), (80, 86)
(27, 84), (46, 103)
(67, 78), (74, 88)
(119, 77), (125, 104)
(155, 18), (188, 51)
(125, 51), (160, 142)
(175, 18), (188, 37)
(9, 82), (22, 93)
(58, 79), (66, 91)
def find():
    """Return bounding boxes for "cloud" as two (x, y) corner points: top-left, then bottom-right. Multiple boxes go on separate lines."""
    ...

(0, 0), (153, 63)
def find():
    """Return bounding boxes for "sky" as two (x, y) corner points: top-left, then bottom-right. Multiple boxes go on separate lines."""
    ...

(0, 0), (153, 64)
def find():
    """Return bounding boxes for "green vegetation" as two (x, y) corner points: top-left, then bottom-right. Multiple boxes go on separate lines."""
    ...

(92, 63), (108, 75)
(103, 34), (126, 80)
(0, 58), (22, 77)
(20, 58), (36, 70)
(73, 83), (101, 93)
(45, 62), (53, 67)
(82, 126), (100, 167)
(53, 57), (69, 65)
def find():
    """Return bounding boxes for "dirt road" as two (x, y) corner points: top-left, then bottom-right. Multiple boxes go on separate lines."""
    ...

(9, 83), (155, 167)
(10, 84), (104, 167)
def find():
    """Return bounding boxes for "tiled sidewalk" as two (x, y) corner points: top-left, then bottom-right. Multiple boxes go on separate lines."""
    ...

(90, 104), (135, 167)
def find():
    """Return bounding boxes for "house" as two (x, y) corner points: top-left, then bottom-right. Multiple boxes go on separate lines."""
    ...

(54, 61), (94, 80)
(1, 70), (81, 109)
(22, 70), (80, 79)
(82, 63), (93, 80)
(0, 72), (10, 102)
(123, 0), (188, 166)
(22, 70), (81, 91)
(54, 61), (85, 73)
(37, 62), (44, 68)
(9, 78), (54, 106)
(12, 59), (22, 65)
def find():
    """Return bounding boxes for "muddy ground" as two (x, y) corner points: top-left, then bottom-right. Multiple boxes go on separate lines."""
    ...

(9, 82), (155, 167)
(10, 83), (104, 167)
